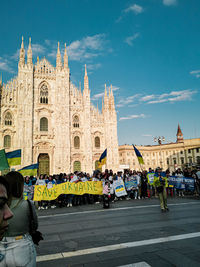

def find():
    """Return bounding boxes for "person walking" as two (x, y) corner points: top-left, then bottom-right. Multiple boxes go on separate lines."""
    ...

(154, 168), (169, 213)
(1, 171), (38, 266)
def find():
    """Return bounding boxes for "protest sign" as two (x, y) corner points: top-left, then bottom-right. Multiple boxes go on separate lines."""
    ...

(114, 179), (127, 197)
(33, 181), (103, 201)
(168, 176), (194, 191)
(125, 179), (138, 191)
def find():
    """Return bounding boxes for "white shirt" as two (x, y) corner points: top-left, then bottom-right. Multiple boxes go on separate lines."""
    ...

(36, 179), (46, 186)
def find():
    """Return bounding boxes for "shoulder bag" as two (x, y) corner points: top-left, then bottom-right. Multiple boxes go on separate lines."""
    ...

(27, 200), (44, 245)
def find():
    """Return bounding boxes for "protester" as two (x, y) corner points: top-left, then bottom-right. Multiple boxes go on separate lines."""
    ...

(2, 171), (38, 266)
(154, 168), (169, 212)
(36, 175), (46, 209)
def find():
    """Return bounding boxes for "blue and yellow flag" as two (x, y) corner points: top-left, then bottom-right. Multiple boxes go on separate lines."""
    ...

(6, 149), (21, 166)
(18, 163), (38, 176)
(98, 149), (107, 168)
(0, 149), (9, 171)
(133, 145), (144, 165)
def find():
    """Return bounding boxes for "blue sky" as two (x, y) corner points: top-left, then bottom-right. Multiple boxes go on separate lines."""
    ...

(0, 0), (200, 146)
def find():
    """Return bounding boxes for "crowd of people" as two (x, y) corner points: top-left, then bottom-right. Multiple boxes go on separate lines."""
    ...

(23, 167), (200, 209)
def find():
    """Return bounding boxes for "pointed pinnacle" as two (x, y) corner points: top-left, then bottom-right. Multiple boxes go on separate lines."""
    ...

(21, 36), (24, 48)
(85, 64), (87, 76)
(28, 37), (32, 49)
(104, 83), (107, 96)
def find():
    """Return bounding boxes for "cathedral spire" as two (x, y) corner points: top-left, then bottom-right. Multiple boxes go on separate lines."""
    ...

(104, 83), (109, 109)
(56, 42), (62, 70)
(110, 84), (114, 97)
(0, 73), (2, 87)
(27, 37), (33, 66)
(84, 64), (89, 91)
(18, 36), (25, 67)
(104, 84), (107, 97)
(176, 124), (184, 143)
(64, 43), (68, 69)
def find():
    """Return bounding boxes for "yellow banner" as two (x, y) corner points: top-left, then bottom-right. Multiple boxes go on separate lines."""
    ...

(33, 181), (103, 201)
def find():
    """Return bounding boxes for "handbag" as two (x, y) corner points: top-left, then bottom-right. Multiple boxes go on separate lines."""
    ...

(156, 186), (164, 193)
(27, 200), (44, 245)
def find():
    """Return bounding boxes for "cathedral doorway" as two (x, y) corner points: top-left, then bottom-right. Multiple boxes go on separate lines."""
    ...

(38, 153), (50, 175)
(73, 161), (81, 172)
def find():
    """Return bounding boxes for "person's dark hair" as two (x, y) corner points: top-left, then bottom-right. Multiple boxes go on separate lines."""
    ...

(0, 176), (10, 196)
(4, 171), (24, 198)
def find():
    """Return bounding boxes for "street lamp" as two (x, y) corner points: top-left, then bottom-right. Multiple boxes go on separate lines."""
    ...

(154, 136), (165, 168)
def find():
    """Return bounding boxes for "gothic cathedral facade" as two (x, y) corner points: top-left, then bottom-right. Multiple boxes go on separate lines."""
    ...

(0, 37), (119, 175)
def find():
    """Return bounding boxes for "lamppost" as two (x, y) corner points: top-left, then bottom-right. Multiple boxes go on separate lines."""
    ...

(154, 136), (165, 168)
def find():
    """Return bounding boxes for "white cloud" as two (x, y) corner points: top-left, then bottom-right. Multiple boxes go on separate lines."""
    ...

(125, 33), (140, 46)
(163, 0), (177, 6)
(145, 89), (197, 104)
(119, 114), (146, 121)
(68, 34), (107, 61)
(142, 134), (152, 137)
(124, 4), (144, 14)
(0, 57), (14, 73)
(91, 92), (104, 101)
(190, 70), (200, 78)
(140, 95), (155, 102)
(116, 94), (140, 108)
(32, 43), (46, 55)
(87, 63), (102, 71)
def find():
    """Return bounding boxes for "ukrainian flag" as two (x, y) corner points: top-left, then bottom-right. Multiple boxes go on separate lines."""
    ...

(18, 163), (38, 176)
(133, 145), (144, 165)
(6, 149), (21, 166)
(98, 149), (107, 168)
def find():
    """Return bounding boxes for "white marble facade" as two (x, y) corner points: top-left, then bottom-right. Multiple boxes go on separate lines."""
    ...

(0, 37), (119, 174)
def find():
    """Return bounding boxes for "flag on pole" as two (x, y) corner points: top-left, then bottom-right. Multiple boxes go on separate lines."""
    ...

(0, 149), (9, 171)
(6, 149), (21, 166)
(18, 163), (39, 176)
(98, 149), (107, 168)
(133, 145), (144, 165)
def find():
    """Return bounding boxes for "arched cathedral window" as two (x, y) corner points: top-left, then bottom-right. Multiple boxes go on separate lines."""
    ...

(40, 83), (48, 104)
(4, 135), (11, 148)
(40, 117), (48, 131)
(95, 137), (100, 148)
(4, 112), (12, 126)
(74, 136), (80, 149)
(73, 116), (79, 128)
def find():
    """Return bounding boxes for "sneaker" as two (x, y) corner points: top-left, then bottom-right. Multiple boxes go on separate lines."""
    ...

(165, 208), (169, 212)
(51, 205), (56, 209)
(45, 206), (48, 209)
(135, 197), (137, 200)
(70, 203), (73, 207)
(161, 209), (166, 213)
(138, 196), (141, 200)
(67, 204), (70, 207)
(41, 207), (45, 210)
(38, 207), (41, 210)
